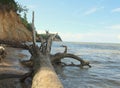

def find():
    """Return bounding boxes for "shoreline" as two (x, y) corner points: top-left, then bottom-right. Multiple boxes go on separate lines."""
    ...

(0, 46), (31, 88)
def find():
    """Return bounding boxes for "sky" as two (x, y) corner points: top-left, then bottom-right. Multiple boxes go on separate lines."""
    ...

(16, 0), (120, 43)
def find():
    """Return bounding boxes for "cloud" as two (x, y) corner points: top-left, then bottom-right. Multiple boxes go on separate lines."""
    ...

(112, 8), (120, 13)
(59, 32), (98, 42)
(37, 30), (46, 34)
(117, 35), (120, 39)
(84, 6), (104, 16)
(106, 24), (120, 30)
(36, 29), (59, 34)
(36, 30), (120, 43)
(58, 32), (120, 43)
(59, 32), (83, 42)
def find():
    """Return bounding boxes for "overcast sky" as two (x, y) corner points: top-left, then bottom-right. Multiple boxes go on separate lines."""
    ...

(16, 0), (120, 43)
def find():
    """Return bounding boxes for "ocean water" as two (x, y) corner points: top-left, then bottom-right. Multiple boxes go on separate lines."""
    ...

(51, 42), (120, 88)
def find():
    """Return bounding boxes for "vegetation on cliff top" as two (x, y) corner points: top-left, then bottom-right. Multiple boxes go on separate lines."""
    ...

(0, 0), (17, 11)
(0, 0), (27, 13)
(0, 0), (32, 41)
(0, 0), (62, 41)
(0, 0), (32, 32)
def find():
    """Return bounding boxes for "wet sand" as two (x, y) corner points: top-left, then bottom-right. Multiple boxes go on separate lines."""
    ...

(0, 46), (31, 88)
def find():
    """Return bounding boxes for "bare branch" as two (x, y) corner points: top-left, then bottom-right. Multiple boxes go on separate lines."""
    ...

(61, 45), (67, 53)
(45, 34), (57, 54)
(38, 36), (48, 54)
(51, 53), (91, 68)
(31, 11), (36, 47)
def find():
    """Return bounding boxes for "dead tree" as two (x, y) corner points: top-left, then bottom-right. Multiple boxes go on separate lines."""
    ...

(50, 45), (91, 69)
(0, 11), (91, 88)
(28, 12), (63, 88)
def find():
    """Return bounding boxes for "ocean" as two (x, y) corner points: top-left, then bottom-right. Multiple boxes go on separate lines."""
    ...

(51, 42), (120, 88)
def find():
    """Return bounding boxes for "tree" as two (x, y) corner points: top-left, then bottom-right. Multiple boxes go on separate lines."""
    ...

(0, 12), (91, 88)
(0, 1), (91, 87)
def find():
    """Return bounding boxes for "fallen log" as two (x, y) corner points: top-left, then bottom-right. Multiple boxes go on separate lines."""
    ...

(31, 53), (63, 88)
(30, 12), (63, 88)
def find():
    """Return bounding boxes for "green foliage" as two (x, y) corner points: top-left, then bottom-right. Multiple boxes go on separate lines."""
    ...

(0, 0), (28, 13)
(20, 14), (32, 32)
(0, 0), (17, 11)
(0, 0), (16, 5)
(16, 3), (31, 32)
(16, 4), (28, 13)
(0, 0), (31, 32)
(38, 34), (48, 39)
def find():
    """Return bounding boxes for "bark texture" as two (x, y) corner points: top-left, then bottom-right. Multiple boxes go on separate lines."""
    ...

(31, 54), (63, 88)
(29, 13), (63, 88)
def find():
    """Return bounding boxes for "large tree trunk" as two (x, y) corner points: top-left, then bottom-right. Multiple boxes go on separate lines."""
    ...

(31, 54), (63, 88)
(30, 12), (63, 88)
(29, 37), (64, 88)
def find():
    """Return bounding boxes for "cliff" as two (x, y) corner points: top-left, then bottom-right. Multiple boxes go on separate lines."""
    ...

(0, 10), (32, 42)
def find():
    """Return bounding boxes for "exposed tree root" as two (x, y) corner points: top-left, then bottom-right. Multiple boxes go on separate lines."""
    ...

(51, 45), (91, 68)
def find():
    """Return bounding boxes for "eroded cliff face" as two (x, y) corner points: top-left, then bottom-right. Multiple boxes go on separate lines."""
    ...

(0, 10), (32, 42)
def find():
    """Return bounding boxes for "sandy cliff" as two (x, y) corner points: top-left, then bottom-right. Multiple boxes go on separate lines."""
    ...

(0, 10), (32, 42)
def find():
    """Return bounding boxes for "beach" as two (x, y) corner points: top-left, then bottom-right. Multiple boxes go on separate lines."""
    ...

(0, 46), (31, 88)
(0, 42), (120, 88)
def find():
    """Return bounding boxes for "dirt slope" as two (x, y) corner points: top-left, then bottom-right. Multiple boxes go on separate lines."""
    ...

(0, 10), (32, 42)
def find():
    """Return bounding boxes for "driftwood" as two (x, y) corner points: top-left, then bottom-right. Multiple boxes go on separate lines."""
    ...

(0, 12), (91, 88)
(0, 40), (29, 49)
(50, 45), (91, 68)
(29, 12), (63, 88)
(0, 46), (7, 62)
(51, 52), (91, 68)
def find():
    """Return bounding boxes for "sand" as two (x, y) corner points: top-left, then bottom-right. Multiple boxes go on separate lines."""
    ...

(0, 46), (31, 88)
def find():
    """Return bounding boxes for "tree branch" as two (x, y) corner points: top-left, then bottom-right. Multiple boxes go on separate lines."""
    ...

(31, 11), (36, 48)
(45, 34), (57, 54)
(61, 45), (67, 53)
(51, 53), (91, 68)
